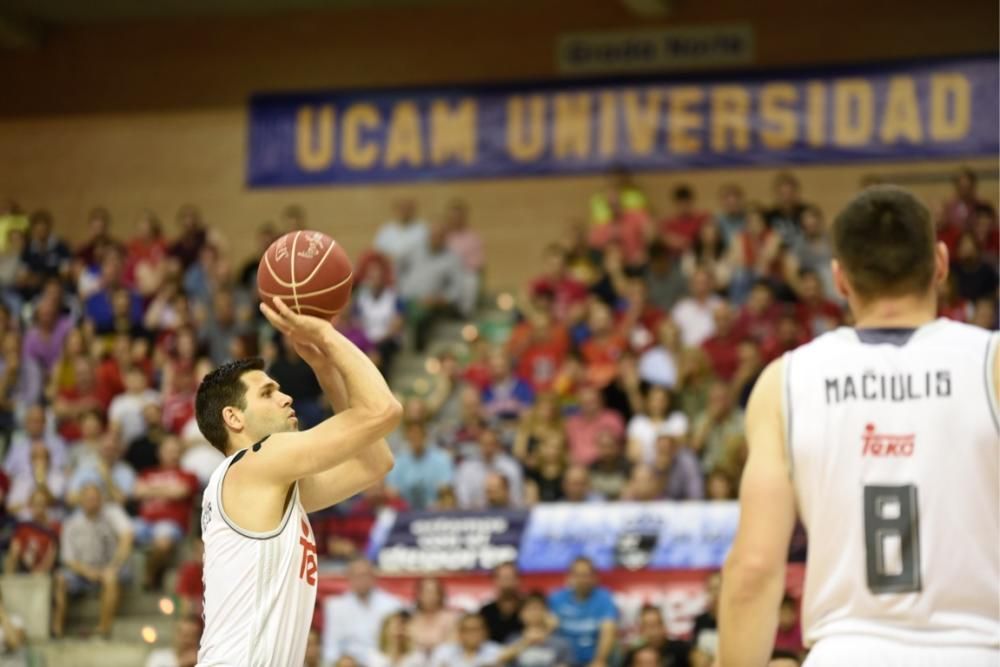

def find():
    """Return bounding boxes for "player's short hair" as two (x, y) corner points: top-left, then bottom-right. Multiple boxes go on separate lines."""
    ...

(832, 186), (936, 301)
(195, 357), (266, 454)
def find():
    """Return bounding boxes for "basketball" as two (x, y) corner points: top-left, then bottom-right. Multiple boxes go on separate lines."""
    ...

(256, 230), (354, 317)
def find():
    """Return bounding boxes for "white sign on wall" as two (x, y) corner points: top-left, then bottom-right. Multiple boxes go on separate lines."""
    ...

(557, 25), (755, 75)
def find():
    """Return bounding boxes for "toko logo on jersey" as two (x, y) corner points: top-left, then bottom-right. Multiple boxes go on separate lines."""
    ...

(861, 423), (915, 457)
(298, 519), (318, 586)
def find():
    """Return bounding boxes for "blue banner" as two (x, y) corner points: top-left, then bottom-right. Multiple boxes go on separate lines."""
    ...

(518, 502), (738, 573)
(366, 502), (739, 573)
(248, 56), (997, 187)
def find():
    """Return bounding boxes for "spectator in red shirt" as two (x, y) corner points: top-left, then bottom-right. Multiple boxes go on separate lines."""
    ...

(761, 311), (810, 362)
(617, 279), (665, 355)
(580, 302), (628, 390)
(937, 273), (971, 322)
(564, 385), (625, 466)
(588, 200), (651, 269)
(773, 595), (805, 659)
(168, 204), (207, 270)
(175, 537), (204, 617)
(75, 207), (119, 267)
(660, 185), (709, 253)
(701, 302), (745, 382)
(793, 270), (843, 338)
(133, 436), (199, 590)
(124, 211), (169, 296)
(161, 367), (197, 435)
(4, 489), (58, 575)
(735, 280), (781, 343)
(461, 339), (494, 392)
(324, 480), (408, 561)
(730, 206), (784, 304)
(53, 357), (105, 442)
(971, 204), (1000, 261)
(530, 246), (589, 323)
(508, 310), (569, 394)
(937, 167), (984, 254)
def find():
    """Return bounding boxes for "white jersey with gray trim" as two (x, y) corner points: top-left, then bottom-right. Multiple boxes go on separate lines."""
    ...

(784, 318), (999, 651)
(197, 446), (318, 667)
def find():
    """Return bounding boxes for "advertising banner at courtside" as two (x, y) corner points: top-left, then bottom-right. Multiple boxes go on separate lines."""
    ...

(366, 502), (740, 574)
(248, 56), (997, 186)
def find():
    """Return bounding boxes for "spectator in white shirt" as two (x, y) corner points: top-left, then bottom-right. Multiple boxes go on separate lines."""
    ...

(322, 556), (403, 664)
(374, 198), (429, 279)
(108, 366), (160, 446)
(144, 615), (201, 667)
(454, 430), (524, 510)
(429, 613), (501, 667)
(626, 386), (689, 465)
(670, 268), (722, 348)
(354, 259), (404, 377)
(3, 404), (67, 478)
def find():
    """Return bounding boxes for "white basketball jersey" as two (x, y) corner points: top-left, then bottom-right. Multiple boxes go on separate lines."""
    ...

(197, 448), (318, 667)
(785, 319), (999, 650)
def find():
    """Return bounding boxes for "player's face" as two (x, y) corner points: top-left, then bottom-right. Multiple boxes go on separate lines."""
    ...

(240, 370), (298, 439)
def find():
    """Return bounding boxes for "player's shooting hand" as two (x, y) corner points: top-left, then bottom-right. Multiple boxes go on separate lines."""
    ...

(260, 296), (332, 347)
(291, 339), (327, 368)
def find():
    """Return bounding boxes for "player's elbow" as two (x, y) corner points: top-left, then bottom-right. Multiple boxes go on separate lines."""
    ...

(374, 398), (403, 435)
(723, 549), (783, 601)
(375, 448), (395, 477)
(357, 398), (403, 436)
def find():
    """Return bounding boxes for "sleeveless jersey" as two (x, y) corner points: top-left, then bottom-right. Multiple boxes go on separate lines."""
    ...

(784, 319), (999, 650)
(197, 449), (318, 667)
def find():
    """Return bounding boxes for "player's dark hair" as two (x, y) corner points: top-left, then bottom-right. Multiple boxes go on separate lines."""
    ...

(832, 186), (936, 301)
(195, 357), (266, 454)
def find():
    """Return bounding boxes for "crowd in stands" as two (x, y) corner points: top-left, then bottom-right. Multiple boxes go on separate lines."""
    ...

(0, 165), (995, 666)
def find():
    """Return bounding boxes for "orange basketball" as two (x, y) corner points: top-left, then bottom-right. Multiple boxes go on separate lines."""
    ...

(257, 230), (353, 317)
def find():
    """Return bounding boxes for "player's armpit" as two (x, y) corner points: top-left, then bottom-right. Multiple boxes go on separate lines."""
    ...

(234, 403), (401, 487)
(298, 438), (394, 513)
(719, 358), (797, 667)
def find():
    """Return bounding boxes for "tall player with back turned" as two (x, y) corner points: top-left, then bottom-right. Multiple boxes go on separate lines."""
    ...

(193, 297), (402, 667)
(719, 186), (998, 666)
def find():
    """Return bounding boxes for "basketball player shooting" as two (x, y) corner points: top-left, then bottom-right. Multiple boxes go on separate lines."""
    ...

(193, 296), (402, 667)
(718, 187), (998, 666)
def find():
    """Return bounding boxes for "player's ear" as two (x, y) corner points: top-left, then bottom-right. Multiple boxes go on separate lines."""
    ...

(222, 406), (244, 432)
(933, 241), (950, 287)
(831, 259), (851, 300)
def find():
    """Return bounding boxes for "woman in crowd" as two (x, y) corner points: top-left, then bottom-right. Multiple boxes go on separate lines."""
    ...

(512, 392), (564, 468)
(368, 610), (427, 667)
(408, 577), (460, 655)
(523, 433), (569, 505)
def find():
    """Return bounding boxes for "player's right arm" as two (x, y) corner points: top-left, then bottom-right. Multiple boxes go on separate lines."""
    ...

(233, 298), (402, 486)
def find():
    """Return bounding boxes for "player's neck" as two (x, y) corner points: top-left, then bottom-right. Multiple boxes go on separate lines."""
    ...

(852, 294), (937, 330)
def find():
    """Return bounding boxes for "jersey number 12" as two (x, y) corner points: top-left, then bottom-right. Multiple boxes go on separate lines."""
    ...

(863, 485), (922, 594)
